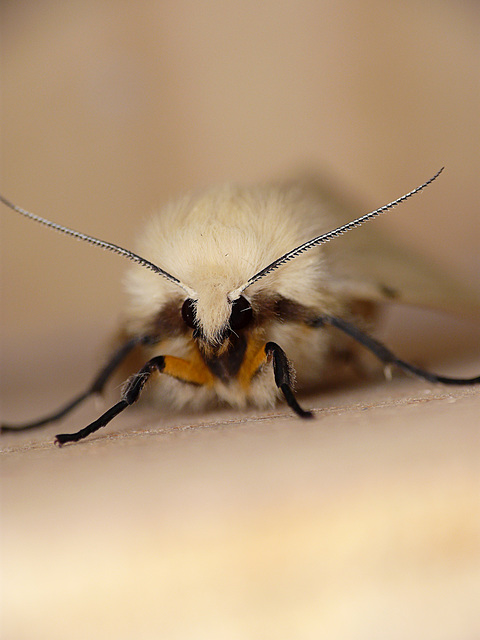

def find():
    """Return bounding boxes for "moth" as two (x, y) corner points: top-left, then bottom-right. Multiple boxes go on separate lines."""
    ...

(1, 168), (479, 445)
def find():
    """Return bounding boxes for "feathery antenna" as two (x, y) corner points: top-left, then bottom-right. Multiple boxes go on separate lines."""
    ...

(229, 167), (444, 299)
(0, 194), (197, 298)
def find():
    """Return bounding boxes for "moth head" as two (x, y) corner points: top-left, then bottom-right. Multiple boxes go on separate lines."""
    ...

(181, 291), (253, 348)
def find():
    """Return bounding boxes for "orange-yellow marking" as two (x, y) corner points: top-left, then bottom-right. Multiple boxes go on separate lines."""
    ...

(238, 338), (269, 390)
(162, 355), (216, 386)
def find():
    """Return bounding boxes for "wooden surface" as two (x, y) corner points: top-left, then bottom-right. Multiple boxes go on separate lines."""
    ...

(2, 357), (479, 640)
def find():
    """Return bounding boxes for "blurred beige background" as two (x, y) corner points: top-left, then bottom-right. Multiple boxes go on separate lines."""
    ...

(1, 3), (480, 639)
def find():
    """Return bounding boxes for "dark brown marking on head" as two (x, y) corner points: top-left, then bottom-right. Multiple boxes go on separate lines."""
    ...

(149, 298), (189, 339)
(274, 296), (312, 322)
(251, 294), (312, 325)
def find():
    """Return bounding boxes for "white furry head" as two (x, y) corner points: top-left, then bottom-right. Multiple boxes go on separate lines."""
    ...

(125, 182), (330, 342)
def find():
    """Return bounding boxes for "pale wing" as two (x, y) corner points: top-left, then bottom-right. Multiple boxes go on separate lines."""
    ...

(325, 230), (480, 317)
(299, 175), (480, 318)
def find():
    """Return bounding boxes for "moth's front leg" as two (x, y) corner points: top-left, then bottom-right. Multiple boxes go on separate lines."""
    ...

(55, 355), (215, 446)
(262, 342), (313, 419)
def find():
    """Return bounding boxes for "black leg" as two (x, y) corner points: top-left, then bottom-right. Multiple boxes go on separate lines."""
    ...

(311, 315), (480, 385)
(265, 342), (313, 418)
(55, 356), (166, 446)
(1, 335), (154, 433)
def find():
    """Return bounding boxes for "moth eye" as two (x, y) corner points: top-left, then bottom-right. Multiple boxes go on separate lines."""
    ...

(230, 296), (253, 331)
(181, 298), (197, 329)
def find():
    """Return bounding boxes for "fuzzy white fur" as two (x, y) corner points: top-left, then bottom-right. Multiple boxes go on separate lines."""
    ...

(123, 182), (346, 411)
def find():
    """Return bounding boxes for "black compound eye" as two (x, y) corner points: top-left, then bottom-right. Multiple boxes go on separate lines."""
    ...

(181, 298), (197, 329)
(230, 296), (253, 331)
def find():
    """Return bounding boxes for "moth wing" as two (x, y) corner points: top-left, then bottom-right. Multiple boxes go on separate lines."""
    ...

(325, 228), (480, 317)
(300, 176), (480, 318)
